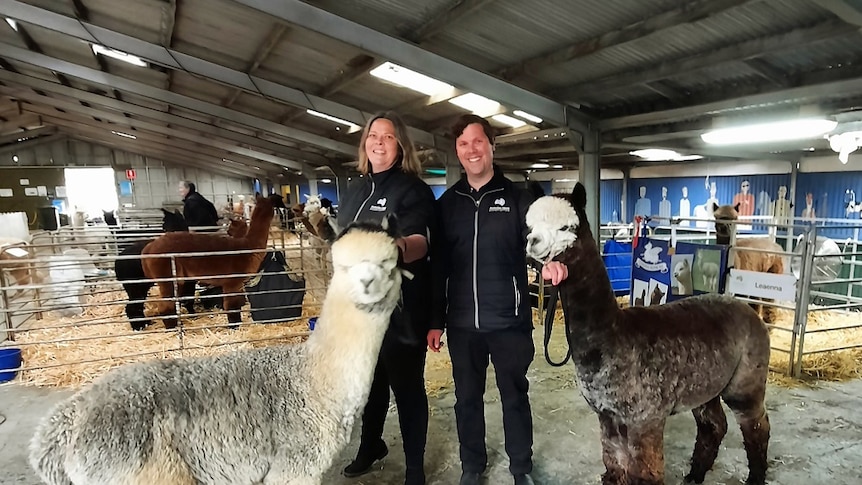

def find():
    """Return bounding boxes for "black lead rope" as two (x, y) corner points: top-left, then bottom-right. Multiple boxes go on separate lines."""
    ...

(542, 285), (572, 367)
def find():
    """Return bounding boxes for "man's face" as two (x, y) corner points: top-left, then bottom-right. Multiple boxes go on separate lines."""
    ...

(455, 123), (494, 180)
(178, 182), (189, 198)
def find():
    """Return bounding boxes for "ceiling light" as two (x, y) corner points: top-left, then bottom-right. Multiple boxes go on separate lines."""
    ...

(555, 178), (576, 182)
(491, 114), (526, 128)
(701, 118), (837, 145)
(630, 149), (702, 161)
(449, 93), (501, 117)
(5, 18), (18, 32)
(320, 178), (332, 183)
(12, 155), (19, 162)
(111, 130), (137, 139)
(92, 44), (147, 67)
(370, 62), (454, 96)
(426, 168), (447, 175)
(531, 162), (549, 169)
(306, 109), (361, 133)
(513, 110), (542, 124)
(552, 164), (563, 169)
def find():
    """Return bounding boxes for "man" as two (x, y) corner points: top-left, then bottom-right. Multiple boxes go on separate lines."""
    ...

(429, 115), (566, 485)
(178, 181), (219, 228)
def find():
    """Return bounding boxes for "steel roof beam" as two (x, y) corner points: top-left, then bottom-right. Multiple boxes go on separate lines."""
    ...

(231, 0), (583, 129)
(8, 87), (304, 171)
(408, 0), (498, 44)
(555, 19), (856, 101)
(0, 125), (56, 145)
(0, 68), (329, 165)
(0, 42), (357, 156)
(815, 0), (862, 27)
(497, 0), (753, 81)
(39, 112), (279, 175)
(0, 0), (440, 147)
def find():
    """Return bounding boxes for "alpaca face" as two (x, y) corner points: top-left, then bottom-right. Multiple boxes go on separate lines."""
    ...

(673, 259), (690, 279)
(526, 195), (580, 262)
(713, 203), (740, 243)
(304, 195), (322, 215)
(331, 225), (401, 306)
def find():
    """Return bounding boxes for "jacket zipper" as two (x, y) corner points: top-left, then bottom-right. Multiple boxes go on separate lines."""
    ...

(353, 178), (376, 222)
(513, 276), (519, 317)
(455, 187), (504, 330)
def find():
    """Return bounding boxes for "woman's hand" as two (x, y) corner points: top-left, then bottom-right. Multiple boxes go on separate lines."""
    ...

(427, 329), (444, 352)
(542, 261), (569, 286)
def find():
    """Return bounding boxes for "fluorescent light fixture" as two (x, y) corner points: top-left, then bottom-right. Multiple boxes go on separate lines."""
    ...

(320, 178), (332, 183)
(449, 93), (501, 117)
(555, 178), (576, 182)
(630, 149), (702, 161)
(111, 130), (137, 139)
(491, 114), (526, 128)
(92, 44), (147, 67)
(552, 164), (563, 169)
(701, 118), (837, 145)
(426, 168), (447, 176)
(306, 109), (360, 132)
(513, 110), (542, 124)
(531, 162), (550, 169)
(370, 62), (453, 96)
(6, 18), (18, 32)
(222, 158), (235, 163)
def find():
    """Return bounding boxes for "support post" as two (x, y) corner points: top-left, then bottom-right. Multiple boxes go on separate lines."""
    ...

(572, 125), (601, 248)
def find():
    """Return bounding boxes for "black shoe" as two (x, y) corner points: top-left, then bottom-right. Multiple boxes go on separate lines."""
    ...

(459, 470), (481, 485)
(514, 473), (535, 485)
(343, 442), (388, 478)
(405, 468), (426, 485)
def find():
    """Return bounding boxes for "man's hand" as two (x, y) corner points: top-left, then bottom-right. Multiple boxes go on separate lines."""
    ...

(542, 261), (569, 286)
(427, 329), (444, 352)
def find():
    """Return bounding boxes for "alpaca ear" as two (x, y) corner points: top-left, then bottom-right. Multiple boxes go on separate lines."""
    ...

(572, 182), (587, 210)
(711, 202), (719, 212)
(381, 213), (400, 239)
(161, 208), (170, 216)
(734, 202), (740, 212)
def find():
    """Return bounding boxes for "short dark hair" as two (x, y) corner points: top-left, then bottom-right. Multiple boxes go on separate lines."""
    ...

(451, 114), (495, 145)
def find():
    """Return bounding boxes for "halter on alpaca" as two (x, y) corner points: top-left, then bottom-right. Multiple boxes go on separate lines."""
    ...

(526, 184), (771, 485)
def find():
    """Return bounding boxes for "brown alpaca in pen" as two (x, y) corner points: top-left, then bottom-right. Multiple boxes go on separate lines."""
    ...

(713, 203), (785, 324)
(142, 196), (274, 329)
(526, 184), (770, 485)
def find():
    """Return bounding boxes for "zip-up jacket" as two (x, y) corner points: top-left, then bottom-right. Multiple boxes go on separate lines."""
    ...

(337, 165), (436, 346)
(432, 166), (535, 332)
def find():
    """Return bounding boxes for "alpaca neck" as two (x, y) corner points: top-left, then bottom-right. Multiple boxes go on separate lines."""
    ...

(304, 276), (394, 416)
(244, 210), (273, 247)
(558, 232), (621, 345)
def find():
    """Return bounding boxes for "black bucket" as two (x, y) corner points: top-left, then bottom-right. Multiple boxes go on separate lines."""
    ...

(37, 206), (59, 231)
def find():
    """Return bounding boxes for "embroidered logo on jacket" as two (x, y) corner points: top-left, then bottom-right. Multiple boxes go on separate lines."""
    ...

(488, 197), (510, 212)
(370, 197), (388, 212)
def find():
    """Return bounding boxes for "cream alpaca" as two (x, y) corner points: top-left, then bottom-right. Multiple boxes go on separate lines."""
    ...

(30, 218), (404, 485)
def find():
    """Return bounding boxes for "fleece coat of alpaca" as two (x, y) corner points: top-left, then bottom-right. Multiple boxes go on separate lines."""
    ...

(141, 197), (274, 328)
(713, 203), (785, 323)
(526, 185), (771, 485)
(29, 220), (403, 485)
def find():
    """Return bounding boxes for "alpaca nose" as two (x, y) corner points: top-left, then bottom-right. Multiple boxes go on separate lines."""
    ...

(527, 235), (539, 248)
(360, 276), (374, 289)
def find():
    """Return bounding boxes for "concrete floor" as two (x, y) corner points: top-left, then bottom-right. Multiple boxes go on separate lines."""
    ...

(2, 335), (861, 485)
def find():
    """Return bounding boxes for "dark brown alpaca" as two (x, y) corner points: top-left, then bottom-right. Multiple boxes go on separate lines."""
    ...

(526, 184), (770, 485)
(142, 197), (274, 329)
(713, 203), (785, 324)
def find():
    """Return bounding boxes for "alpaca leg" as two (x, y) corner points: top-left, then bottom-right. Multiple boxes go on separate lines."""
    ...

(181, 280), (197, 314)
(685, 397), (728, 484)
(626, 421), (666, 485)
(598, 413), (627, 485)
(223, 287), (245, 329)
(123, 282), (151, 331)
(722, 344), (770, 485)
(153, 281), (179, 329)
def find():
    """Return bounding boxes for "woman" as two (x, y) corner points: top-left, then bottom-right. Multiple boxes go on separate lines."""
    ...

(337, 111), (436, 485)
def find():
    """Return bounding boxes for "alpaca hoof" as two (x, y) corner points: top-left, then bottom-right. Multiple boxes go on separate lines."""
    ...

(130, 321), (149, 331)
(745, 474), (766, 485)
(163, 318), (178, 329)
(683, 472), (705, 484)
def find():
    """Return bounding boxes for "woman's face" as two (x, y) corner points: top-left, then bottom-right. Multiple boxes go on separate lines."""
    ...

(365, 118), (400, 173)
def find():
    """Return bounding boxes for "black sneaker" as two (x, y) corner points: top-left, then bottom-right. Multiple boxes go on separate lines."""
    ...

(513, 473), (535, 485)
(459, 470), (481, 485)
(342, 442), (388, 478)
(404, 467), (426, 485)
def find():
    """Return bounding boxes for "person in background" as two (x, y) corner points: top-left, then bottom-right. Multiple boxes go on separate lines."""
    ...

(429, 114), (567, 485)
(178, 181), (219, 228)
(337, 111), (436, 485)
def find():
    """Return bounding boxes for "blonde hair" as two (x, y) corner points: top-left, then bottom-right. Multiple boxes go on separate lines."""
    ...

(356, 111), (422, 176)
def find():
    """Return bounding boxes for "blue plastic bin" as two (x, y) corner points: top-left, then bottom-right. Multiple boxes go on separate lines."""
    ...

(0, 348), (22, 383)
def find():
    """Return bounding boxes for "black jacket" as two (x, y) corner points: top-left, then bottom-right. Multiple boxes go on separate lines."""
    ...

(183, 191), (219, 228)
(337, 166), (436, 347)
(432, 166), (535, 332)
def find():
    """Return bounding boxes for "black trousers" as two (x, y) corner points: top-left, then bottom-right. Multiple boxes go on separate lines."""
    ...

(356, 338), (429, 471)
(447, 327), (535, 475)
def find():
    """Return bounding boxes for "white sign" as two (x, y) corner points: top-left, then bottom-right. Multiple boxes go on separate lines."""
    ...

(24, 187), (38, 196)
(55, 186), (67, 197)
(37, 185), (48, 196)
(19, 178), (29, 185)
(0, 188), (12, 197)
(727, 269), (797, 301)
